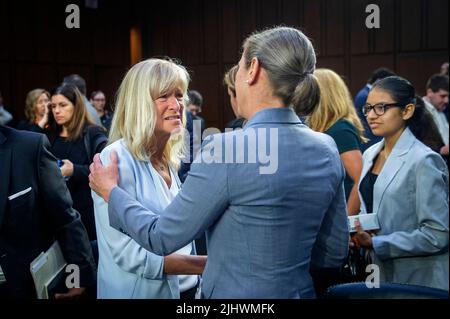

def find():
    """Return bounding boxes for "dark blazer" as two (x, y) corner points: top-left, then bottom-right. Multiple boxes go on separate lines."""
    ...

(48, 125), (108, 240)
(0, 126), (96, 298)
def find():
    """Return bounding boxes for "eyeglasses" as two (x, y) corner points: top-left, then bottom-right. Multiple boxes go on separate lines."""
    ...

(362, 102), (406, 116)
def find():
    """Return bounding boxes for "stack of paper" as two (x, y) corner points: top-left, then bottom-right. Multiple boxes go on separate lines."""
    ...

(30, 241), (67, 299)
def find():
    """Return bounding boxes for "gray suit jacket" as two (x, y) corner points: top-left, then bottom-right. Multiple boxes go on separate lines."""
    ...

(108, 107), (349, 298)
(359, 127), (449, 290)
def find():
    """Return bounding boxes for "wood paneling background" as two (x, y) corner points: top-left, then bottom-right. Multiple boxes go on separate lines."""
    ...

(2, 0), (448, 130)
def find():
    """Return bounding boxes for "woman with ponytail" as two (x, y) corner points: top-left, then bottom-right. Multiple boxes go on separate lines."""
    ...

(89, 26), (349, 298)
(352, 76), (449, 290)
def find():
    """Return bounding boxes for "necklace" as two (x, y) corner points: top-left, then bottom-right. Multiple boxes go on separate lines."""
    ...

(152, 157), (167, 172)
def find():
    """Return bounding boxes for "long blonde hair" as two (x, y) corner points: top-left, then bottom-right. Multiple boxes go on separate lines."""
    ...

(109, 58), (189, 168)
(307, 68), (367, 143)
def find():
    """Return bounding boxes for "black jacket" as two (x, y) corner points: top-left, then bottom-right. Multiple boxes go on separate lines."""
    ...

(0, 126), (96, 298)
(48, 125), (108, 240)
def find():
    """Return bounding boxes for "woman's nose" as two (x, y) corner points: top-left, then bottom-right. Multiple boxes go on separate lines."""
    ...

(168, 96), (181, 110)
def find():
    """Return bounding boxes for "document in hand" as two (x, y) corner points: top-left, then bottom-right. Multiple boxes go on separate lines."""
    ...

(30, 241), (67, 299)
(348, 213), (380, 233)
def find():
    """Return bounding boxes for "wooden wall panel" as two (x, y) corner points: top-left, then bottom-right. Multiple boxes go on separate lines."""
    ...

(0, 1), (9, 61)
(396, 52), (449, 96)
(222, 0), (239, 64)
(204, 0), (219, 64)
(11, 0), (35, 62)
(14, 63), (57, 117)
(325, 0), (345, 56)
(2, 0), (447, 129)
(317, 57), (346, 77)
(427, 0), (449, 50)
(281, 0), (301, 27)
(374, 0), (395, 53)
(259, 0), (280, 29)
(239, 0), (257, 41)
(183, 0), (203, 65)
(350, 0), (370, 55)
(189, 65), (221, 129)
(167, 2), (183, 61)
(400, 0), (421, 51)
(303, 0), (322, 55)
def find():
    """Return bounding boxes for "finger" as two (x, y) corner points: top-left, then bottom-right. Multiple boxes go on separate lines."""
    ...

(89, 163), (94, 174)
(93, 153), (102, 169)
(354, 220), (364, 234)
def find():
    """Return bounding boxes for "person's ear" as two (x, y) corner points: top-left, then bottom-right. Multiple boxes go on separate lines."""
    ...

(247, 57), (261, 85)
(426, 88), (434, 98)
(402, 103), (415, 120)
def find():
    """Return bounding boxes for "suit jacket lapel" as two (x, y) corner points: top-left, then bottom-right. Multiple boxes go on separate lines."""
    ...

(373, 128), (415, 215)
(358, 141), (384, 214)
(0, 130), (11, 228)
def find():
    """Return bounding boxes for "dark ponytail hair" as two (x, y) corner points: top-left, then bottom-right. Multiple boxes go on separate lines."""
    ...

(372, 76), (444, 152)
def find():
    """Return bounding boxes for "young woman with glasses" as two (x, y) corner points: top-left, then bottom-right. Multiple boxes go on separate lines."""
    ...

(352, 76), (448, 290)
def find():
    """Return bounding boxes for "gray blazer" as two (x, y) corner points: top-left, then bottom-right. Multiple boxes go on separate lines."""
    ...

(359, 127), (449, 290)
(108, 107), (349, 298)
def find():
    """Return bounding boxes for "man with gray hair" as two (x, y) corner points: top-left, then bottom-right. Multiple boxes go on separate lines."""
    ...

(62, 74), (102, 126)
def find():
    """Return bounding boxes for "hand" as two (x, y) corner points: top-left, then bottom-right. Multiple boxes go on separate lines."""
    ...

(89, 151), (119, 203)
(352, 220), (373, 248)
(54, 287), (86, 299)
(60, 159), (74, 177)
(37, 112), (48, 129)
(440, 144), (449, 156)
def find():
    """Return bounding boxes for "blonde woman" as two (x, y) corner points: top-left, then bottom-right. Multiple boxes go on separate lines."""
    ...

(92, 58), (206, 299)
(17, 89), (50, 133)
(308, 68), (367, 215)
(224, 64), (246, 129)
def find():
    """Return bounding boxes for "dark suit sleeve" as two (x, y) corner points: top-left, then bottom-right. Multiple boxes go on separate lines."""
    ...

(37, 134), (96, 287)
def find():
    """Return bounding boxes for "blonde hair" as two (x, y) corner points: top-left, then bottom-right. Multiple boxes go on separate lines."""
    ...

(109, 58), (190, 168)
(25, 89), (50, 123)
(224, 65), (238, 97)
(307, 69), (367, 143)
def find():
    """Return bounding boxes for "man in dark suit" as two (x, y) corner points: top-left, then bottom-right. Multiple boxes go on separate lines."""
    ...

(0, 125), (96, 298)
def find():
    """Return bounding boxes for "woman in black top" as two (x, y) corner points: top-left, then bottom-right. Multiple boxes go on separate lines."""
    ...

(47, 84), (107, 242)
(17, 89), (51, 133)
(307, 69), (368, 214)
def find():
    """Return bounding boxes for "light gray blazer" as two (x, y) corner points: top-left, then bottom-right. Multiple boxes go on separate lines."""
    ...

(108, 107), (349, 298)
(359, 127), (449, 290)
(93, 139), (197, 299)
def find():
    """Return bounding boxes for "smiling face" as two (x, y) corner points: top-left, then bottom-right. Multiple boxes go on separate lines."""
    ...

(35, 93), (50, 117)
(51, 94), (75, 126)
(154, 89), (184, 138)
(365, 88), (410, 138)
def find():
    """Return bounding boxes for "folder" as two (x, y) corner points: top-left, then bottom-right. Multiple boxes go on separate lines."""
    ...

(30, 241), (68, 299)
